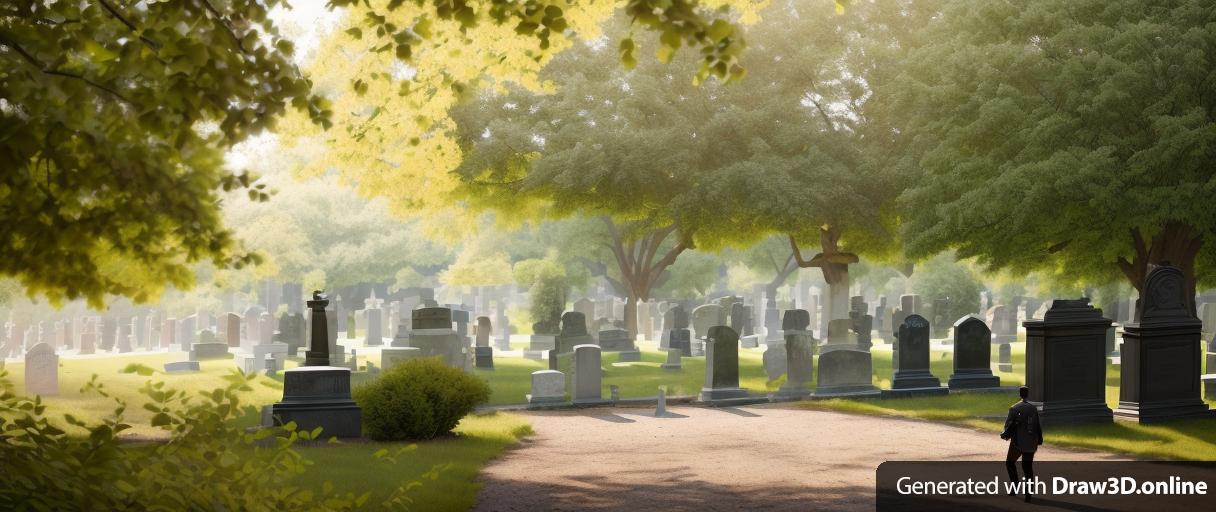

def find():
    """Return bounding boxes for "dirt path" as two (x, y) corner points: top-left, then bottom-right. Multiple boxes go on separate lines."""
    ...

(473, 404), (1129, 511)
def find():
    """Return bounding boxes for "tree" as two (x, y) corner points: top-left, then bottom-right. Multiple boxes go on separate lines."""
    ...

(888, 0), (1216, 313)
(1, 0), (330, 307)
(909, 253), (982, 323)
(738, 236), (801, 304)
(449, 35), (732, 338)
(685, 0), (928, 322)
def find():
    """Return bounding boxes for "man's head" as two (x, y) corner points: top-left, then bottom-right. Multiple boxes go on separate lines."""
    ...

(1019, 386), (1030, 399)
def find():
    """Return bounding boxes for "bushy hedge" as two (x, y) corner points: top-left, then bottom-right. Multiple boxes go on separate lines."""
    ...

(355, 358), (491, 441)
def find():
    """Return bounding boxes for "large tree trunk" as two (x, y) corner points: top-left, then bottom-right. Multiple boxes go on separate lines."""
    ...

(1115, 222), (1203, 316)
(599, 217), (692, 340)
(790, 226), (858, 323)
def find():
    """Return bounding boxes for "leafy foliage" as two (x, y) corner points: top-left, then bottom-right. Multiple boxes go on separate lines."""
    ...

(0, 371), (371, 510)
(354, 358), (491, 441)
(0, 1), (330, 307)
(514, 255), (571, 333)
(909, 253), (982, 323)
(889, 0), (1216, 299)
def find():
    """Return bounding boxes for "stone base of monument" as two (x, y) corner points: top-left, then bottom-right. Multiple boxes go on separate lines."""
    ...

(947, 370), (1001, 390)
(881, 386), (949, 398)
(572, 397), (613, 407)
(617, 350), (641, 362)
(892, 370), (943, 391)
(997, 363), (1013, 372)
(1038, 401), (1113, 426)
(812, 385), (881, 398)
(1114, 400), (1215, 424)
(1203, 374), (1216, 401)
(740, 335), (761, 349)
(381, 347), (421, 371)
(189, 342), (232, 361)
(474, 346), (494, 369)
(270, 366), (362, 439)
(698, 387), (765, 407)
(529, 335), (556, 351)
(770, 386), (813, 402)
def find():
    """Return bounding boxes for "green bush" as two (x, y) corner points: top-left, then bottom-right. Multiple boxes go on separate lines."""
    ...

(0, 371), (372, 511)
(355, 358), (491, 441)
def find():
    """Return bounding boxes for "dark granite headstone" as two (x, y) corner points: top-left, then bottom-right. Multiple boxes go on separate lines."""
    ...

(1024, 298), (1113, 425)
(1114, 265), (1213, 422)
(699, 326), (750, 404)
(891, 314), (943, 391)
(782, 309), (810, 332)
(948, 316), (1000, 389)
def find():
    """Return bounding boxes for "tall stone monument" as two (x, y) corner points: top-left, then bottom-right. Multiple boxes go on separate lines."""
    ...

(1024, 298), (1113, 425)
(1114, 265), (1213, 423)
(271, 291), (362, 438)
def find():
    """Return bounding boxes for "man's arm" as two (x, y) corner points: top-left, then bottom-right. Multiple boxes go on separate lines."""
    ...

(1002, 407), (1016, 440)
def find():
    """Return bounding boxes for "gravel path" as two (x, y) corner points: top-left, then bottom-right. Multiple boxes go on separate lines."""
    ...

(473, 404), (1128, 511)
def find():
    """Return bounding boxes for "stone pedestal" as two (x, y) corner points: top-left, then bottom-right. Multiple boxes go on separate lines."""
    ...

(1114, 266), (1213, 423)
(269, 366), (362, 438)
(474, 346), (494, 369)
(1024, 299), (1113, 425)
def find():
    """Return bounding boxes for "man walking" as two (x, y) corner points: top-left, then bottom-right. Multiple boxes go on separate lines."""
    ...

(1002, 385), (1043, 502)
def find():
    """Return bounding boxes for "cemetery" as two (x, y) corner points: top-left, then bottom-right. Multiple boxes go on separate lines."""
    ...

(3, 0), (1216, 510)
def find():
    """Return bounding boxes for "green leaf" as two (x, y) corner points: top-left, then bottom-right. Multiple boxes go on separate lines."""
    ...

(345, 27), (362, 39)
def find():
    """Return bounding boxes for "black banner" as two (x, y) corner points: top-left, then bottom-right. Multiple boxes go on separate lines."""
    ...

(877, 461), (1216, 511)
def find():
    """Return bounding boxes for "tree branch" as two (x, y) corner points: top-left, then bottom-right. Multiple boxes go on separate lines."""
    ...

(1, 37), (132, 103)
(196, 0), (248, 54)
(98, 0), (162, 49)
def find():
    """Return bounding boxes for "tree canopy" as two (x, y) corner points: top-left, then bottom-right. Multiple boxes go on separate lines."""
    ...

(889, 0), (1216, 310)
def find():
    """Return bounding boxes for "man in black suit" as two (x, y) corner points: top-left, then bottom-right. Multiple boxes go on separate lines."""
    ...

(1002, 385), (1043, 501)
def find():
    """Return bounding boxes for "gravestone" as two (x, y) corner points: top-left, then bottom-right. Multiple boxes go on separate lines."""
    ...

(365, 307), (383, 346)
(381, 346), (421, 371)
(998, 343), (1013, 373)
(1114, 265), (1214, 423)
(948, 316), (1000, 389)
(1024, 298), (1113, 425)
(189, 330), (231, 361)
(850, 311), (873, 350)
(661, 349), (682, 370)
(164, 361), (200, 373)
(666, 305), (691, 356)
(276, 312), (307, 353)
(888, 314), (946, 396)
(24, 343), (58, 396)
(78, 321), (96, 355)
(556, 312), (595, 354)
(527, 370), (566, 405)
(573, 299), (596, 325)
(774, 310), (815, 400)
(474, 346), (494, 369)
(100, 316), (117, 351)
(270, 291), (361, 438)
(691, 304), (724, 355)
(475, 316), (492, 347)
(115, 322), (133, 353)
(224, 313), (241, 348)
(699, 326), (752, 405)
(814, 349), (880, 397)
(572, 345), (607, 405)
(409, 307), (465, 368)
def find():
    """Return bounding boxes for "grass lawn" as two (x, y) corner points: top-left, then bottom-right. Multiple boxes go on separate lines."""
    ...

(293, 412), (532, 510)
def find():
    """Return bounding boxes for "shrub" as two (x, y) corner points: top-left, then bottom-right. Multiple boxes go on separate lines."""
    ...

(0, 370), (368, 511)
(354, 358), (491, 441)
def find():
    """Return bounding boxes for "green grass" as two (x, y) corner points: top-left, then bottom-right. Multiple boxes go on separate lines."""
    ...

(292, 412), (532, 510)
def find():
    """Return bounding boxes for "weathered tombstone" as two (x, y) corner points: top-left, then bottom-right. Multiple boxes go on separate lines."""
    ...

(556, 311), (594, 354)
(475, 316), (492, 347)
(409, 307), (465, 368)
(699, 326), (752, 405)
(365, 307), (383, 346)
(276, 312), (307, 353)
(850, 311), (873, 350)
(115, 322), (133, 353)
(774, 310), (815, 400)
(381, 346), (421, 371)
(887, 314), (946, 395)
(1024, 298), (1113, 425)
(572, 345), (607, 405)
(100, 316), (117, 351)
(189, 330), (231, 361)
(948, 316), (1001, 389)
(257, 312), (274, 346)
(661, 349), (683, 369)
(224, 313), (241, 348)
(814, 349), (880, 397)
(691, 304), (724, 356)
(667, 305), (692, 356)
(527, 370), (566, 405)
(452, 308), (471, 344)
(178, 315), (197, 351)
(997, 343), (1013, 373)
(24, 343), (58, 396)
(1114, 265), (1214, 423)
